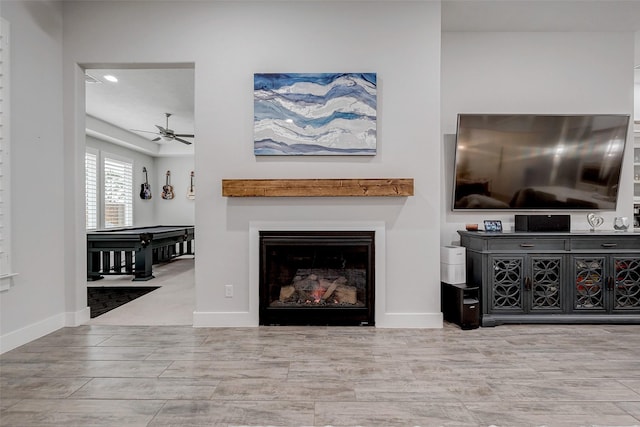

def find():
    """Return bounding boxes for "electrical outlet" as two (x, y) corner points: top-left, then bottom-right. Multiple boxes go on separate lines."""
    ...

(224, 284), (233, 298)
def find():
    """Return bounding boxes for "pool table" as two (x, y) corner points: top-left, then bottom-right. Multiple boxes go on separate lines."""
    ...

(87, 225), (194, 281)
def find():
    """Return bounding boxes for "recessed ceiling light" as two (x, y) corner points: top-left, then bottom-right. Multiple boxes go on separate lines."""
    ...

(103, 75), (118, 83)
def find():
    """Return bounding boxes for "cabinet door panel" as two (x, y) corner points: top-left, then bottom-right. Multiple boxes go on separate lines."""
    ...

(573, 257), (606, 311)
(612, 257), (640, 311)
(530, 256), (563, 311)
(490, 256), (524, 313)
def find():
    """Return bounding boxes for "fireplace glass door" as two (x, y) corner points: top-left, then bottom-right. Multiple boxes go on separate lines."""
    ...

(259, 231), (374, 325)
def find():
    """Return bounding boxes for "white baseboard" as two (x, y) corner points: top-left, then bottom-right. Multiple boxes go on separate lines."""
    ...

(193, 311), (258, 327)
(0, 313), (65, 354)
(0, 307), (92, 354)
(67, 306), (91, 326)
(375, 312), (443, 328)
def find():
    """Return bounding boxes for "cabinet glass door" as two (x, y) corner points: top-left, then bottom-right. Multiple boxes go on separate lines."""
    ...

(490, 256), (524, 313)
(612, 257), (640, 311)
(530, 256), (563, 311)
(573, 257), (606, 311)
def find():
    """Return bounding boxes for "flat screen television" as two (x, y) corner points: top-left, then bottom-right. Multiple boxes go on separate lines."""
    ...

(452, 114), (630, 211)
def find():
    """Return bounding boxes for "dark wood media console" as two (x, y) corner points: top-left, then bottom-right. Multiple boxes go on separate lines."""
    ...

(458, 230), (640, 326)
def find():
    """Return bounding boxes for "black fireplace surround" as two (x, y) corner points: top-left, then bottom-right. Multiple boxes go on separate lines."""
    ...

(259, 231), (375, 326)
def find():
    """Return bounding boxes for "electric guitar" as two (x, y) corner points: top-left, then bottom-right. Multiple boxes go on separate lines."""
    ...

(161, 170), (174, 200)
(187, 171), (195, 200)
(139, 167), (152, 200)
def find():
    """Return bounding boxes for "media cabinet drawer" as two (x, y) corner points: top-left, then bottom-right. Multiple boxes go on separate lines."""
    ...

(571, 238), (639, 250)
(488, 239), (566, 251)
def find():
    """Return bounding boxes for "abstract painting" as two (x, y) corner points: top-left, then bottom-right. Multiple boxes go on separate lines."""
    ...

(254, 73), (377, 155)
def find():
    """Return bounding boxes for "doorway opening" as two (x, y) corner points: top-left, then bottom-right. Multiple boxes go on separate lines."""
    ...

(83, 64), (196, 325)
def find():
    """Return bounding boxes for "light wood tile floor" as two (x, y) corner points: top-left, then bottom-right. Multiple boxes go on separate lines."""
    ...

(2, 258), (640, 425)
(2, 323), (640, 426)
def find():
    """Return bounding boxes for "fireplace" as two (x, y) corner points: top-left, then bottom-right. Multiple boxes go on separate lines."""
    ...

(259, 231), (375, 326)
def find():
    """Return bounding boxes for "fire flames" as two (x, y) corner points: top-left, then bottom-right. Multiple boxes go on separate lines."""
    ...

(309, 286), (326, 303)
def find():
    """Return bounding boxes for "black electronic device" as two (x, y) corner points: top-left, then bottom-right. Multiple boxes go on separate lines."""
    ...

(514, 214), (570, 232)
(452, 114), (629, 211)
(461, 297), (480, 330)
(441, 282), (480, 330)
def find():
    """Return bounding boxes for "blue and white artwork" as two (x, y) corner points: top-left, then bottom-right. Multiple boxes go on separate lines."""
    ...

(254, 73), (377, 155)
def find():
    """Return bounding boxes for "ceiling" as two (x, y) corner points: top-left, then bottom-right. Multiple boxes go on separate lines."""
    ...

(84, 2), (640, 158)
(85, 67), (195, 157)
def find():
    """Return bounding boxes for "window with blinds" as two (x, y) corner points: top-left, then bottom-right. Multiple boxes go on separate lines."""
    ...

(0, 17), (14, 288)
(85, 151), (97, 229)
(103, 156), (133, 228)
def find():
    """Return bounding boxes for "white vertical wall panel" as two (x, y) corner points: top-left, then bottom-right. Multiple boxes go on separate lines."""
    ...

(0, 17), (14, 290)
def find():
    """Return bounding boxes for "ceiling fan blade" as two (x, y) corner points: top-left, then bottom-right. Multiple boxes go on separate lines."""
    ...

(138, 115), (192, 144)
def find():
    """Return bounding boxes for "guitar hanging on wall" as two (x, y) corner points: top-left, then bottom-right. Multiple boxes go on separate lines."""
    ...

(187, 171), (195, 200)
(161, 170), (175, 200)
(140, 167), (152, 200)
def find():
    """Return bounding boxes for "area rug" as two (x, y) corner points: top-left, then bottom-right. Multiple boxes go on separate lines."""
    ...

(87, 286), (159, 318)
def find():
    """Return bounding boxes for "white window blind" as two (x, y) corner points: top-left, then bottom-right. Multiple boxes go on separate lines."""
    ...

(85, 151), (97, 229)
(0, 17), (15, 288)
(103, 156), (133, 228)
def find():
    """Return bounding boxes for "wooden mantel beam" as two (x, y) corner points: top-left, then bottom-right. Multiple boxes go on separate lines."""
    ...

(222, 178), (414, 197)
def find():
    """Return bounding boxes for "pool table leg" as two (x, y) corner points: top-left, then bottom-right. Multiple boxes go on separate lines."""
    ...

(87, 251), (103, 281)
(133, 246), (154, 281)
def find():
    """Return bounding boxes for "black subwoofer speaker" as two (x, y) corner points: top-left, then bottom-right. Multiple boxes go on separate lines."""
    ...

(460, 297), (480, 330)
(514, 214), (570, 232)
(441, 282), (480, 330)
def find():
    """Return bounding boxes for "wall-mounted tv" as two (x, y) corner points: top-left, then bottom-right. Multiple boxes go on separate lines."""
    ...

(452, 114), (630, 211)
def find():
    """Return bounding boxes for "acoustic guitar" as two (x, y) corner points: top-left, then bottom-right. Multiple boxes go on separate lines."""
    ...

(161, 170), (175, 200)
(187, 171), (195, 200)
(139, 167), (152, 200)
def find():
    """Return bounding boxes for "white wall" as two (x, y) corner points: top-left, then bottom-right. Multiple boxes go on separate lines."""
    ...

(62, 0), (443, 328)
(441, 31), (636, 245)
(635, 69), (640, 122)
(0, 1), (67, 352)
(155, 156), (195, 225)
(636, 31), (640, 124)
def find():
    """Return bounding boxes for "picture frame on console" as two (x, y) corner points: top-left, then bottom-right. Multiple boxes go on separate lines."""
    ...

(483, 220), (502, 232)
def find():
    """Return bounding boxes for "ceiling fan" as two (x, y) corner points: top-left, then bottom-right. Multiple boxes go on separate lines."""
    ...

(132, 113), (194, 145)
